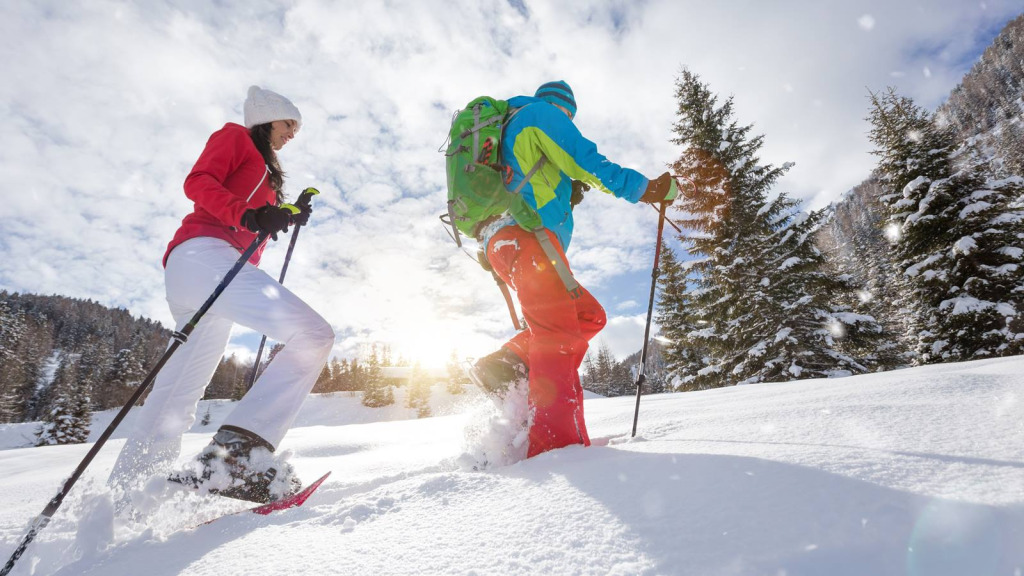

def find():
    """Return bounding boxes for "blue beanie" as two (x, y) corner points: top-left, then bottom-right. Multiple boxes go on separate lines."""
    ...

(534, 80), (576, 118)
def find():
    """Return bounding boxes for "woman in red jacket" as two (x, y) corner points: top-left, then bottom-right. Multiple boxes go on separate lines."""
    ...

(109, 86), (335, 505)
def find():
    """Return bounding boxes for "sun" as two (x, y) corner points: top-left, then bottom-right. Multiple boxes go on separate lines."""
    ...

(389, 321), (490, 370)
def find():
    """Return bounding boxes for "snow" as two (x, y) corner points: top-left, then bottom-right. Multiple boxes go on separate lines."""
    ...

(0, 357), (1022, 575)
(779, 257), (802, 270)
(902, 175), (929, 195)
(34, 351), (62, 394)
(959, 201), (992, 219)
(998, 246), (1023, 259)
(939, 296), (992, 315)
(952, 235), (977, 255)
(831, 312), (876, 325)
(905, 253), (942, 278)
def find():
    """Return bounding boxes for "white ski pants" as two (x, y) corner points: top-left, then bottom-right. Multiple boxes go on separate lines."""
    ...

(109, 237), (335, 490)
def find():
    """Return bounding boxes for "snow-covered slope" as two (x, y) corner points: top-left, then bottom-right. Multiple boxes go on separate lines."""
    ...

(1, 357), (1022, 575)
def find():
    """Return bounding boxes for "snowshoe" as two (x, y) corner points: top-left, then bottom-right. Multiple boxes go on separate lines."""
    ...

(466, 347), (528, 402)
(168, 427), (302, 504)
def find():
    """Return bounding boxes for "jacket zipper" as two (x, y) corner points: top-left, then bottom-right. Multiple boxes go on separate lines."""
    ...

(246, 165), (270, 203)
(231, 165), (270, 231)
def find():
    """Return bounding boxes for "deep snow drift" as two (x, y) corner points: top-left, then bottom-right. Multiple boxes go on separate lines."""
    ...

(0, 356), (1022, 575)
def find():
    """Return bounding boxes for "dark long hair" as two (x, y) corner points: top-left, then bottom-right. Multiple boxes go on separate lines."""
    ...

(249, 123), (285, 202)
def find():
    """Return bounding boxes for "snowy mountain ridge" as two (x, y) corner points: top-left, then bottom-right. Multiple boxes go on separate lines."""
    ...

(0, 355), (1021, 575)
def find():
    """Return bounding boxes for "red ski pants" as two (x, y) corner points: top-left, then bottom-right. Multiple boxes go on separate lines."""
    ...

(487, 226), (606, 457)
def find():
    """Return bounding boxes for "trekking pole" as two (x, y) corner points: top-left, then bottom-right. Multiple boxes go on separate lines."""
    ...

(246, 187), (320, 390)
(648, 203), (682, 234)
(1, 232), (270, 576)
(631, 200), (668, 438)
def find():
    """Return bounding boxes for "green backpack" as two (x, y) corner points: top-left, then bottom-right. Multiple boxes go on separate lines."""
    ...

(442, 96), (544, 246)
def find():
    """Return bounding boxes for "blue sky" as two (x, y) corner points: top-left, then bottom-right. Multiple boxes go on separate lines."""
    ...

(0, 1), (1020, 367)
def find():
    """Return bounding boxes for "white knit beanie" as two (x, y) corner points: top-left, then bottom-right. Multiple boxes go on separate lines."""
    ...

(243, 85), (302, 130)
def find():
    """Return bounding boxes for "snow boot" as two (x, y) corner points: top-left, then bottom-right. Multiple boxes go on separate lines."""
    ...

(467, 347), (528, 401)
(168, 426), (301, 504)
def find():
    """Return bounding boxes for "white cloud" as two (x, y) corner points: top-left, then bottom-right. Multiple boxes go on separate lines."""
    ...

(592, 314), (651, 361)
(1, 0), (1020, 364)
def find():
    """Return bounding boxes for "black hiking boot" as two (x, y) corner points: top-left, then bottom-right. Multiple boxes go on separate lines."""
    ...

(168, 426), (301, 504)
(467, 347), (528, 401)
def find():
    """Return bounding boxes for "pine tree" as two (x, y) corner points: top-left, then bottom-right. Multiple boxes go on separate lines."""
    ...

(0, 386), (21, 425)
(205, 354), (244, 400)
(348, 358), (364, 391)
(590, 343), (616, 396)
(36, 355), (91, 445)
(102, 346), (148, 408)
(609, 360), (633, 397)
(406, 362), (432, 418)
(361, 345), (394, 407)
(238, 343), (284, 399)
(580, 352), (598, 393)
(0, 300), (28, 422)
(655, 244), (707, 389)
(444, 350), (469, 394)
(668, 69), (880, 388)
(868, 88), (1024, 361)
(313, 361), (334, 394)
(816, 178), (910, 369)
(333, 358), (352, 391)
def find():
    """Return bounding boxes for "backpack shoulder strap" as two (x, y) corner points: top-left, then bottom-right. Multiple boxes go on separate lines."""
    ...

(510, 156), (546, 195)
(534, 229), (581, 298)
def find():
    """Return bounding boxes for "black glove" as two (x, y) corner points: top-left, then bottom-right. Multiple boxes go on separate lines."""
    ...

(639, 172), (679, 205)
(570, 180), (590, 208)
(291, 202), (313, 227)
(240, 203), (292, 241)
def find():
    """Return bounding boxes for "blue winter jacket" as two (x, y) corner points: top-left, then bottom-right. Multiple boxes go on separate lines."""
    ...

(500, 96), (649, 251)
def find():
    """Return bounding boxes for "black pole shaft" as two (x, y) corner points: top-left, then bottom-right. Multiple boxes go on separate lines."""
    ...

(1, 233), (268, 576)
(631, 201), (668, 437)
(246, 223), (302, 390)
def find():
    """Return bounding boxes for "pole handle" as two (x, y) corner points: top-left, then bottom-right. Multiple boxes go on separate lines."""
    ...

(295, 187), (320, 211)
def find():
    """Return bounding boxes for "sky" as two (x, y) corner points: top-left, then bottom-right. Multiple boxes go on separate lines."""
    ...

(1, 354), (1021, 575)
(0, 1), (1021, 367)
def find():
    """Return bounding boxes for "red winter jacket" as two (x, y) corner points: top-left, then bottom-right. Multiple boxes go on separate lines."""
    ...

(163, 123), (276, 267)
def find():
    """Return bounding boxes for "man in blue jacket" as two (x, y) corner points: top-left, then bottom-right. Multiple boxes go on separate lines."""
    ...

(471, 80), (677, 458)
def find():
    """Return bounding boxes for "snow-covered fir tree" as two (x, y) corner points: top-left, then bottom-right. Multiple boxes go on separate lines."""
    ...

(939, 14), (1024, 175)
(667, 69), (884, 388)
(580, 343), (637, 397)
(655, 244), (707, 389)
(99, 345), (148, 408)
(816, 178), (909, 368)
(0, 300), (29, 423)
(361, 345), (394, 407)
(36, 354), (92, 445)
(619, 340), (670, 394)
(868, 88), (1024, 362)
